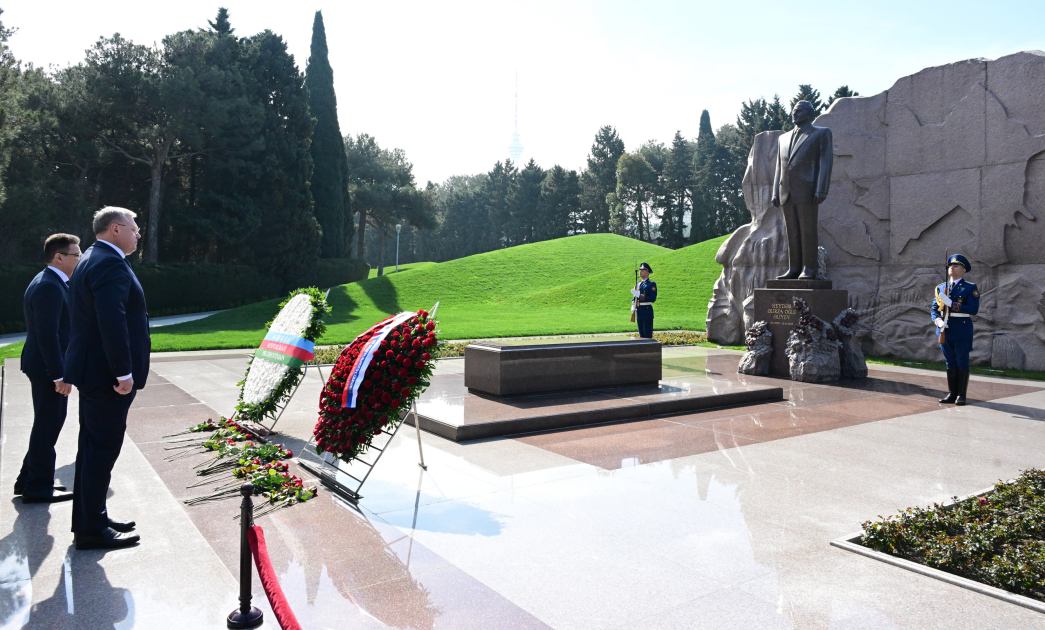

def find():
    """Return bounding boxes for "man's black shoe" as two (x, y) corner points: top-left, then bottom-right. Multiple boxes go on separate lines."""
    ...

(74, 528), (140, 550)
(108, 519), (136, 533)
(21, 489), (74, 504)
(14, 484), (67, 496)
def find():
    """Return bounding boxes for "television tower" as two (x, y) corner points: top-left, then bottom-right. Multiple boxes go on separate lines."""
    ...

(507, 72), (523, 163)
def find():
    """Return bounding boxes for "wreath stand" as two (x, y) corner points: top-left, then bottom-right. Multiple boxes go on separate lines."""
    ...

(237, 362), (331, 443)
(295, 401), (427, 503)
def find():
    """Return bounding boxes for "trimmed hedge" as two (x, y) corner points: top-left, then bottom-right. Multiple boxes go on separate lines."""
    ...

(0, 258), (369, 331)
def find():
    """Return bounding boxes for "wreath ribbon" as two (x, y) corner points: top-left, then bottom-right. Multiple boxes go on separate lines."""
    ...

(256, 331), (316, 369)
(341, 311), (416, 408)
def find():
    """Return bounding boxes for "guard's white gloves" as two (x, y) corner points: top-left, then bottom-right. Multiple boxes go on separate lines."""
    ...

(630, 289), (640, 297)
(935, 318), (946, 329)
(940, 294), (953, 307)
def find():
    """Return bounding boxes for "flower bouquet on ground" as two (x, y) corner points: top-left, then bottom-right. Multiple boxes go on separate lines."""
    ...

(313, 307), (439, 464)
(186, 442), (294, 487)
(163, 416), (253, 461)
(185, 462), (318, 520)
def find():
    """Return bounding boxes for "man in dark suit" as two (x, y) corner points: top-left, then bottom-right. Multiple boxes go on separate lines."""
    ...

(16, 234), (81, 503)
(771, 100), (834, 280)
(65, 207), (149, 550)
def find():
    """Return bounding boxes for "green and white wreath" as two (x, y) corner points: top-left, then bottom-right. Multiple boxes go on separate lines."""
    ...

(235, 287), (329, 426)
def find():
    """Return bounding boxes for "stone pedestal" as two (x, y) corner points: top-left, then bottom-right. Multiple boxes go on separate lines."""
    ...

(753, 284), (849, 377)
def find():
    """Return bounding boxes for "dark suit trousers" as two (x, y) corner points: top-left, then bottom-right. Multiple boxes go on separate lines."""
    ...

(781, 201), (819, 271)
(72, 386), (135, 534)
(16, 376), (69, 494)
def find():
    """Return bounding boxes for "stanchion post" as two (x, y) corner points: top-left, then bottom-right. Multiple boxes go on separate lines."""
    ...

(413, 402), (427, 470)
(227, 483), (264, 629)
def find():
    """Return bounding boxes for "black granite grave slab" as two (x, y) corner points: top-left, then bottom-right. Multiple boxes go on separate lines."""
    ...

(464, 337), (662, 396)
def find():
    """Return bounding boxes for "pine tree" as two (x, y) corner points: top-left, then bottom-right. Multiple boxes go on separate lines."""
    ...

(691, 111), (717, 243)
(536, 166), (580, 241)
(661, 130), (692, 248)
(770, 94), (792, 131)
(306, 11), (351, 258)
(514, 159), (544, 243)
(208, 7), (234, 34)
(827, 85), (859, 106)
(790, 84), (824, 115)
(578, 125), (624, 233)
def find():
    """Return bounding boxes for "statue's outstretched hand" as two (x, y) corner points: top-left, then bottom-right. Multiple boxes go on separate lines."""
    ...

(814, 192), (827, 204)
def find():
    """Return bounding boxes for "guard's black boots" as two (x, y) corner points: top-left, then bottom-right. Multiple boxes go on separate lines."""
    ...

(955, 370), (970, 406)
(939, 369), (958, 404)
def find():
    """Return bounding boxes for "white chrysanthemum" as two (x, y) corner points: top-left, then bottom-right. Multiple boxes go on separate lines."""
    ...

(241, 293), (314, 405)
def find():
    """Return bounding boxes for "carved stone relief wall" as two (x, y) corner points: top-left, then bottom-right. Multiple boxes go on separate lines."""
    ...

(708, 51), (1045, 369)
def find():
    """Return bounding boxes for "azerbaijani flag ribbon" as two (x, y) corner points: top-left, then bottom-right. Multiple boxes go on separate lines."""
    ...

(256, 331), (316, 369)
(341, 311), (416, 408)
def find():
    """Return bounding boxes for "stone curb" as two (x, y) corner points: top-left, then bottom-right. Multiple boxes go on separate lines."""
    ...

(831, 486), (1045, 615)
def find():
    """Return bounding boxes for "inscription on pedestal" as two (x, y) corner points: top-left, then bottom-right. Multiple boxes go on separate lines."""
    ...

(753, 288), (849, 377)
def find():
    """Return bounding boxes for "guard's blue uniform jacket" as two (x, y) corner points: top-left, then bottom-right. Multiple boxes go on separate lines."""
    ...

(930, 278), (979, 369)
(636, 278), (657, 339)
(636, 278), (657, 320)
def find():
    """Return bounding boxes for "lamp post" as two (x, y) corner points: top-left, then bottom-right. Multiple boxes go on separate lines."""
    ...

(395, 224), (402, 273)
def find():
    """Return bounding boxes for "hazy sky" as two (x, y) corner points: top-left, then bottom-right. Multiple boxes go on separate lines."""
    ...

(5, 1), (1044, 184)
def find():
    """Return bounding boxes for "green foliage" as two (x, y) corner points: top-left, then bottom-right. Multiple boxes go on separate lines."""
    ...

(827, 85), (859, 106)
(790, 84), (824, 116)
(150, 233), (728, 351)
(537, 166), (580, 241)
(347, 134), (433, 273)
(307, 11), (351, 258)
(861, 469), (1045, 601)
(0, 265), (42, 332)
(302, 258), (370, 290)
(579, 126), (625, 233)
(661, 130), (693, 249)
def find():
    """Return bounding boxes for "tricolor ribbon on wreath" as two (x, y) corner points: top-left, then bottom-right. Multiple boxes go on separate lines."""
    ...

(256, 331), (316, 369)
(341, 311), (419, 408)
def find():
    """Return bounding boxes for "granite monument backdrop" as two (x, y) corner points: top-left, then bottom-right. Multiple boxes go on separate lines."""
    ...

(708, 51), (1045, 370)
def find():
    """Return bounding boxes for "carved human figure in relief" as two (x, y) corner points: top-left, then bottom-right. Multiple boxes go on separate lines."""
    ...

(772, 101), (834, 279)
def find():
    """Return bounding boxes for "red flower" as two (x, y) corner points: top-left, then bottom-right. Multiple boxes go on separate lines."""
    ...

(380, 360), (388, 368)
(407, 376), (418, 385)
(412, 339), (422, 348)
(381, 392), (392, 404)
(363, 379), (372, 389)
(426, 321), (435, 331)
(398, 368), (408, 378)
(401, 387), (412, 398)
(385, 349), (394, 359)
(390, 399), (401, 409)
(366, 411), (375, 420)
(422, 352), (431, 361)
(415, 360), (426, 369)
(404, 358), (414, 368)
(391, 340), (400, 349)
(374, 403), (384, 412)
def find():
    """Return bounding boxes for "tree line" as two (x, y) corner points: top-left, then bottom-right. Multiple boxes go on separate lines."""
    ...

(0, 7), (858, 279)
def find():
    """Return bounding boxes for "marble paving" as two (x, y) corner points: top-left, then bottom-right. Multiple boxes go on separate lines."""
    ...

(2, 346), (1045, 629)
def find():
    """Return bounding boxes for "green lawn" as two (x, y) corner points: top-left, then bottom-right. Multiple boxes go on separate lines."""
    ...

(0, 342), (23, 361)
(147, 233), (727, 352)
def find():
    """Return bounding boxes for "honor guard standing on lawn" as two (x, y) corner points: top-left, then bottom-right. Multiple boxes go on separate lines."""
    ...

(931, 254), (979, 406)
(631, 262), (657, 338)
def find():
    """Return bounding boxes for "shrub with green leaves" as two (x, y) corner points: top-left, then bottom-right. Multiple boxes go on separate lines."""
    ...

(861, 469), (1045, 601)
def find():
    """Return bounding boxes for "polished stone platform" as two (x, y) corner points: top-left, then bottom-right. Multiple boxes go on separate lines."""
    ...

(414, 356), (784, 441)
(464, 336), (661, 396)
(6, 345), (1045, 629)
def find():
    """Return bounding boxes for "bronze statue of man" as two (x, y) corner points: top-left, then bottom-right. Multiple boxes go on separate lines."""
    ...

(771, 100), (833, 279)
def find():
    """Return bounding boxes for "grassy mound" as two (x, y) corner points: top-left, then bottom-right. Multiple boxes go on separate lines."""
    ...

(149, 233), (726, 351)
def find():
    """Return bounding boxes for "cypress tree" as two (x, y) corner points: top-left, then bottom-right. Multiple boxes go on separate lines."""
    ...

(691, 110), (717, 243)
(306, 11), (351, 258)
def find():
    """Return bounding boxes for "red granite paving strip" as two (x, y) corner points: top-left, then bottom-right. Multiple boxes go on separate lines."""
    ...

(124, 389), (552, 629)
(517, 362), (1043, 470)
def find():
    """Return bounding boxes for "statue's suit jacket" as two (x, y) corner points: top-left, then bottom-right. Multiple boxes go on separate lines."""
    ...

(773, 124), (833, 206)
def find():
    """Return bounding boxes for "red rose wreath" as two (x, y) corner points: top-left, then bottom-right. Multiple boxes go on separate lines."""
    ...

(314, 309), (438, 463)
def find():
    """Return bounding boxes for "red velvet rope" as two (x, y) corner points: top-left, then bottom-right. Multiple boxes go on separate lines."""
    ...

(247, 525), (302, 630)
